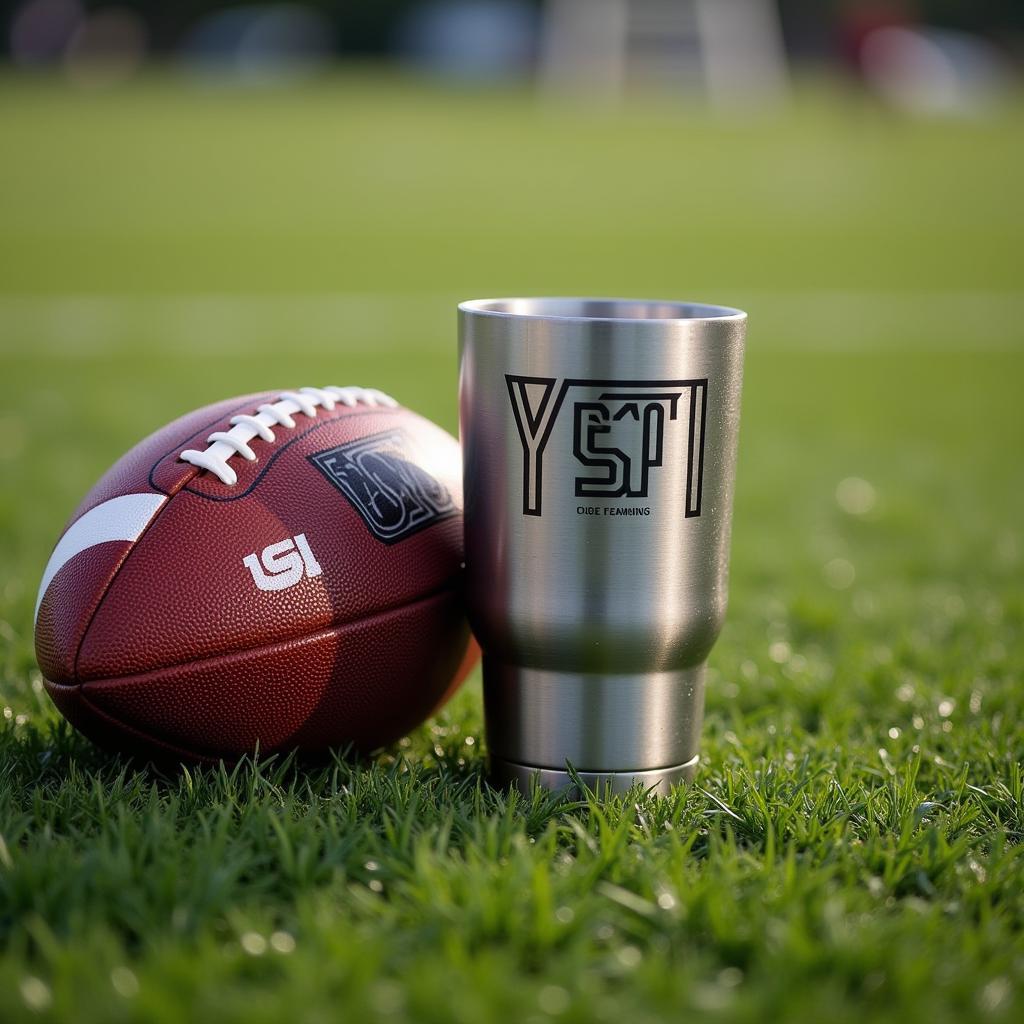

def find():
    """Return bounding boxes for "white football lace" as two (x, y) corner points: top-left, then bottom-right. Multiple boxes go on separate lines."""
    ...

(179, 385), (398, 486)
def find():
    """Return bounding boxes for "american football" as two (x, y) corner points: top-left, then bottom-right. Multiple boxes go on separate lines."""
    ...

(34, 385), (475, 762)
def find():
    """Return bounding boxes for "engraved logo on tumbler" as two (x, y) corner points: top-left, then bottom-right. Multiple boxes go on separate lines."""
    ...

(308, 429), (456, 544)
(506, 376), (708, 517)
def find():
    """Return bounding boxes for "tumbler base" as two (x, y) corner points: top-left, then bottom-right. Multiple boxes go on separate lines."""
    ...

(483, 659), (706, 776)
(489, 754), (700, 797)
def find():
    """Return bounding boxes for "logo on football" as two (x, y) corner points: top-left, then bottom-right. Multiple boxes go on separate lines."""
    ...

(242, 533), (322, 592)
(308, 429), (457, 544)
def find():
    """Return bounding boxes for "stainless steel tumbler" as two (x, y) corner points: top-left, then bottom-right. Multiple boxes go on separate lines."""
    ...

(459, 298), (746, 795)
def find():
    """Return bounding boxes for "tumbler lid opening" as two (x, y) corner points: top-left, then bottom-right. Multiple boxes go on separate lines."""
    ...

(459, 297), (745, 324)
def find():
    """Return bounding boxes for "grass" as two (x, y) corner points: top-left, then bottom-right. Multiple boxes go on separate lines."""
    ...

(0, 70), (1022, 1023)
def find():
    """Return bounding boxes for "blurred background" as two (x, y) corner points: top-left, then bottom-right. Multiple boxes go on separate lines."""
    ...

(1, 1), (1022, 96)
(0, 12), (1021, 1021)
(0, 1), (1021, 691)
(1, 1), (1022, 99)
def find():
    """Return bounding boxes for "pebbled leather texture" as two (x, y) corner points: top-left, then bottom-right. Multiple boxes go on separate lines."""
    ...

(35, 390), (476, 760)
(35, 540), (134, 684)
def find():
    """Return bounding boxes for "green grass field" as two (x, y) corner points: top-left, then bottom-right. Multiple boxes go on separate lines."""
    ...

(0, 72), (1022, 1023)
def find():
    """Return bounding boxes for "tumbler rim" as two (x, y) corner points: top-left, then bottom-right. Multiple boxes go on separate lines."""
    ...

(458, 296), (746, 325)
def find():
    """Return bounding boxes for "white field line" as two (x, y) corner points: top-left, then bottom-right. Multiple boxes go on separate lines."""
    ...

(0, 292), (455, 357)
(0, 290), (1021, 356)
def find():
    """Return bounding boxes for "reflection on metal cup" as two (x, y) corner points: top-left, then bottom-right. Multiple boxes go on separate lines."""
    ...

(459, 298), (746, 795)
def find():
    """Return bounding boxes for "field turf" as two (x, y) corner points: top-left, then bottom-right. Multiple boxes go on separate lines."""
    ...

(0, 72), (1022, 1024)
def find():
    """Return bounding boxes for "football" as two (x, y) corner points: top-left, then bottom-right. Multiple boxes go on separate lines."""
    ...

(34, 385), (476, 762)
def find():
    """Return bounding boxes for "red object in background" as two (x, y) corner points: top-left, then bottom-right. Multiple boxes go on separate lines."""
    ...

(837, 0), (918, 71)
(35, 386), (477, 762)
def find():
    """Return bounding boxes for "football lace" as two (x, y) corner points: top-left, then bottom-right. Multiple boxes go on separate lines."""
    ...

(179, 385), (398, 486)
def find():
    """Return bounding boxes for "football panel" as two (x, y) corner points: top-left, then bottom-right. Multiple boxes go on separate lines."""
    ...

(72, 392), (277, 519)
(35, 539), (138, 685)
(180, 403), (463, 507)
(70, 587), (471, 760)
(78, 411), (465, 681)
(44, 678), (213, 762)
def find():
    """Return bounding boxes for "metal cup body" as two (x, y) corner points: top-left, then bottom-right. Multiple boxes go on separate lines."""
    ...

(458, 298), (746, 794)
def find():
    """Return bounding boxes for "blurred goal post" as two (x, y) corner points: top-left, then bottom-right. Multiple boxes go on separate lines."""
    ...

(539, 0), (789, 106)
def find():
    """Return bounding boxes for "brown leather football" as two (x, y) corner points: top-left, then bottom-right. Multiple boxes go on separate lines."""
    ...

(34, 386), (476, 762)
